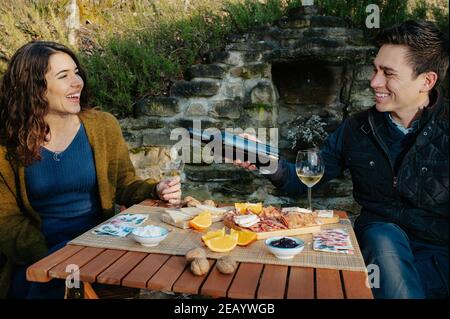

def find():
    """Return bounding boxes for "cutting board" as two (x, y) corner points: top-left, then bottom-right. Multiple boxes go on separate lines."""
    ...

(224, 213), (340, 240)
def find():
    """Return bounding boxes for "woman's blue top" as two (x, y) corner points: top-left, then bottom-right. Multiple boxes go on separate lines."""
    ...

(25, 123), (102, 249)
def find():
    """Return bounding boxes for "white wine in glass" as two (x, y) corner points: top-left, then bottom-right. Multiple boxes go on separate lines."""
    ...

(160, 146), (184, 180)
(295, 149), (324, 211)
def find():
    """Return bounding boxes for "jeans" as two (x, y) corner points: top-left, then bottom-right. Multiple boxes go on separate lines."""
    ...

(7, 213), (103, 299)
(7, 241), (68, 299)
(355, 222), (449, 299)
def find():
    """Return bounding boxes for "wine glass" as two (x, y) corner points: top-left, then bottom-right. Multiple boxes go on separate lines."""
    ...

(160, 147), (184, 208)
(295, 149), (324, 212)
(160, 146), (184, 180)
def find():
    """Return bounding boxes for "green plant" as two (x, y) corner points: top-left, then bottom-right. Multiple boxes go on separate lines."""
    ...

(223, 0), (285, 31)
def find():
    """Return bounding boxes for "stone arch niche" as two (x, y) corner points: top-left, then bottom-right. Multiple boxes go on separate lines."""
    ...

(122, 5), (377, 215)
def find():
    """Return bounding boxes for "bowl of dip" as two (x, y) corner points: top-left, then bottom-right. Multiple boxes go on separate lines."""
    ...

(131, 225), (169, 247)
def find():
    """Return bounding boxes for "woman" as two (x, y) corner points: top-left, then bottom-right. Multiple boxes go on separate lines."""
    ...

(0, 41), (181, 298)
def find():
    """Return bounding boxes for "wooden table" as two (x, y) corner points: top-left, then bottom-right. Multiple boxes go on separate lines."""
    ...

(26, 200), (373, 299)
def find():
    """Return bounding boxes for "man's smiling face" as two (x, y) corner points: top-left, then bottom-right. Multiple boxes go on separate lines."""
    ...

(370, 44), (429, 115)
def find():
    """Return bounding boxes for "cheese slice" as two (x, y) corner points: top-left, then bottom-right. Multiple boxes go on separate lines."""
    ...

(179, 207), (203, 217)
(196, 204), (230, 214)
(282, 207), (312, 214)
(234, 214), (260, 228)
(316, 210), (334, 218)
(165, 210), (191, 222)
(281, 207), (301, 213)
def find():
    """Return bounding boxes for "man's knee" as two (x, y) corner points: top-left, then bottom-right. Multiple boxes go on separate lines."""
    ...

(356, 222), (411, 257)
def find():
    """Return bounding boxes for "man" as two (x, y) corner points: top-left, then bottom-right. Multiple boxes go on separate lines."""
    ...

(237, 20), (448, 299)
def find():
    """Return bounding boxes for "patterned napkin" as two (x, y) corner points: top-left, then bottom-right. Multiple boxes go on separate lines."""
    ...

(313, 228), (354, 254)
(92, 214), (148, 237)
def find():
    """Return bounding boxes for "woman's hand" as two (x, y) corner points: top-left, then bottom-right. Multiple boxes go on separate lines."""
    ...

(156, 176), (181, 205)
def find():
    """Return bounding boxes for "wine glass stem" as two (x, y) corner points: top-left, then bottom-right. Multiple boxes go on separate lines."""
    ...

(308, 187), (312, 211)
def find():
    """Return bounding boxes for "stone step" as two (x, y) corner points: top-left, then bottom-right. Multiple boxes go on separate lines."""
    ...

(278, 15), (348, 29)
(225, 41), (275, 52)
(133, 96), (179, 118)
(184, 163), (255, 182)
(170, 80), (220, 98)
(185, 64), (227, 80)
(271, 46), (374, 64)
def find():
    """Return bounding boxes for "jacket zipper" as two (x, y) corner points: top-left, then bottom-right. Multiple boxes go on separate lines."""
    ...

(368, 112), (398, 189)
(392, 176), (398, 188)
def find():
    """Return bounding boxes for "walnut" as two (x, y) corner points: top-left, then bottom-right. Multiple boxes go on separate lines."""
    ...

(185, 247), (207, 262)
(216, 256), (237, 274)
(190, 257), (210, 276)
(203, 200), (216, 207)
(184, 196), (201, 207)
(187, 199), (201, 207)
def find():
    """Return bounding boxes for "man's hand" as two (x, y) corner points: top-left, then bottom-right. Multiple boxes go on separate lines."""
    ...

(232, 133), (260, 171)
(234, 159), (257, 171)
(156, 176), (181, 205)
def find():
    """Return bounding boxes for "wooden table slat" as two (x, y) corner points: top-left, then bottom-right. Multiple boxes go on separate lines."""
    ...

(316, 268), (344, 299)
(227, 263), (263, 299)
(257, 265), (289, 299)
(49, 247), (105, 279)
(122, 253), (171, 289)
(286, 267), (315, 299)
(79, 249), (127, 282)
(342, 271), (373, 299)
(146, 256), (187, 291)
(26, 244), (84, 282)
(96, 251), (147, 285)
(172, 259), (215, 295)
(200, 263), (237, 298)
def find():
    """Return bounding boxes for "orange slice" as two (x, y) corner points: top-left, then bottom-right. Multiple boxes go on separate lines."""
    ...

(229, 229), (239, 240)
(189, 212), (212, 231)
(237, 230), (257, 246)
(204, 234), (238, 253)
(230, 228), (257, 246)
(234, 202), (263, 215)
(201, 227), (226, 242)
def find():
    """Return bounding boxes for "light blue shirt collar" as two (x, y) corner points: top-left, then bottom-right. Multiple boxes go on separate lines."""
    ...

(387, 113), (419, 135)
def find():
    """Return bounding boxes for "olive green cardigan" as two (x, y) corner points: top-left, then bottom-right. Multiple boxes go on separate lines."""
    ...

(0, 109), (159, 298)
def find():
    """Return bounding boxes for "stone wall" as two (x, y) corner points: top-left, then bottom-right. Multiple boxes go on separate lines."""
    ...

(118, 6), (377, 219)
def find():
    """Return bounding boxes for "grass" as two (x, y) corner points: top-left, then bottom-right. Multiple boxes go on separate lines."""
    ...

(0, 0), (448, 117)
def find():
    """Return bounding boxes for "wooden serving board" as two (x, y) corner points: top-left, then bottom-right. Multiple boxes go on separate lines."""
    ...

(253, 225), (322, 240)
(224, 213), (340, 240)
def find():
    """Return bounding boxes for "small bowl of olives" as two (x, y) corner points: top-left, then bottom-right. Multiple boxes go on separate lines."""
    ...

(265, 236), (304, 259)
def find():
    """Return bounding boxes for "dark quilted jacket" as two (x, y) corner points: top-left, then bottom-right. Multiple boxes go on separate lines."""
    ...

(349, 90), (449, 245)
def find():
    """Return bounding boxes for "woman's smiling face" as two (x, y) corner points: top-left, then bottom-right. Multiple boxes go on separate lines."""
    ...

(45, 52), (84, 116)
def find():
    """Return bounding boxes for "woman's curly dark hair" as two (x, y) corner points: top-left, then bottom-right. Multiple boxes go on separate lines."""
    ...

(0, 41), (91, 166)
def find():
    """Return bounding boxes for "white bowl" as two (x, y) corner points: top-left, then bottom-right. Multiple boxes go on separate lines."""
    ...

(265, 236), (304, 259)
(131, 225), (169, 247)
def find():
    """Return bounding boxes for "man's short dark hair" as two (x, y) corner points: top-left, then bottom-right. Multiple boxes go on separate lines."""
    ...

(375, 20), (449, 86)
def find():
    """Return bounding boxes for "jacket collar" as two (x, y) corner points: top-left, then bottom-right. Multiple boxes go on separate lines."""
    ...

(363, 87), (444, 135)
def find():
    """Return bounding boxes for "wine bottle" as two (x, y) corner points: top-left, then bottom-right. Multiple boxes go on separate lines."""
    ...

(188, 128), (279, 170)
